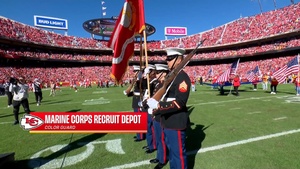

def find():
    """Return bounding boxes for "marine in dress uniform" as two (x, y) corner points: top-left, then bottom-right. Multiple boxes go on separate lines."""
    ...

(149, 64), (169, 166)
(141, 64), (158, 153)
(147, 48), (191, 169)
(124, 65), (146, 142)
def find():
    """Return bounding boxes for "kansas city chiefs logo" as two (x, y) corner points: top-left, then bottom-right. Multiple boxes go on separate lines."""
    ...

(20, 114), (44, 130)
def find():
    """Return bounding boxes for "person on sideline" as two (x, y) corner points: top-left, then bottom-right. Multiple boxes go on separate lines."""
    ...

(233, 75), (241, 96)
(252, 75), (259, 90)
(49, 80), (56, 96)
(32, 78), (43, 106)
(4, 77), (15, 107)
(270, 77), (279, 94)
(262, 74), (269, 90)
(10, 76), (30, 125)
(294, 77), (300, 96)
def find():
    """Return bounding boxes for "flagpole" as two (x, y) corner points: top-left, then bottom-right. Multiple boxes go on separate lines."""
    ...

(139, 36), (144, 101)
(258, 0), (263, 13)
(143, 31), (151, 98)
(273, 0), (277, 9)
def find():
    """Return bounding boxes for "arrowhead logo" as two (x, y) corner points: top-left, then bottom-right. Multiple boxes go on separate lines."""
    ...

(20, 114), (44, 130)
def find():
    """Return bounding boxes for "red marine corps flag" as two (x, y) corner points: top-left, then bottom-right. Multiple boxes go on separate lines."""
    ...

(108, 0), (145, 83)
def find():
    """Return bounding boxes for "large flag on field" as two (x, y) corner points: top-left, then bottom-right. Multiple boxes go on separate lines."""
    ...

(273, 55), (299, 84)
(285, 55), (299, 75)
(216, 59), (240, 83)
(108, 0), (145, 83)
(245, 66), (261, 82)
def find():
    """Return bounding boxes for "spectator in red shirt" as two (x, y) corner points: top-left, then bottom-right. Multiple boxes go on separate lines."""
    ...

(270, 77), (279, 94)
(293, 76), (300, 96)
(252, 76), (259, 91)
(233, 75), (241, 96)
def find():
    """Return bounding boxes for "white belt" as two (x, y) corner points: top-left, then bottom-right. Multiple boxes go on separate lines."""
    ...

(166, 98), (176, 102)
(133, 92), (140, 96)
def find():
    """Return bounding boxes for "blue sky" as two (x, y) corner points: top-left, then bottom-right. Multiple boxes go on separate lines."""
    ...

(0, 0), (299, 41)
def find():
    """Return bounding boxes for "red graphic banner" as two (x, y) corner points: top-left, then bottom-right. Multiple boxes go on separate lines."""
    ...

(20, 112), (147, 133)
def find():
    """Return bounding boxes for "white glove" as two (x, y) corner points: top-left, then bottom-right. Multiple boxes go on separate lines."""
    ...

(147, 98), (159, 109)
(143, 67), (151, 77)
(147, 108), (153, 115)
(123, 90), (127, 96)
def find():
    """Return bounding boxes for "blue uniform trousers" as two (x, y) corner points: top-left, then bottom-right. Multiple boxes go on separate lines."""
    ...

(164, 128), (187, 169)
(153, 120), (168, 164)
(134, 108), (145, 140)
(146, 114), (156, 150)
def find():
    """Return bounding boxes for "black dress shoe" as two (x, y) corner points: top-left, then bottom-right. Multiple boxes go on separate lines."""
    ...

(134, 139), (143, 142)
(154, 163), (166, 169)
(13, 121), (19, 125)
(149, 158), (159, 164)
(142, 146), (149, 150)
(145, 149), (156, 154)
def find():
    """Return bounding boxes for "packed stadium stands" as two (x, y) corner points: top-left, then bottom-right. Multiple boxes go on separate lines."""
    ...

(0, 2), (300, 86)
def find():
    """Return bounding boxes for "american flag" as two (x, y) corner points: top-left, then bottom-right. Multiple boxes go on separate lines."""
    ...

(273, 55), (299, 84)
(286, 55), (299, 75)
(245, 66), (261, 82)
(216, 59), (240, 83)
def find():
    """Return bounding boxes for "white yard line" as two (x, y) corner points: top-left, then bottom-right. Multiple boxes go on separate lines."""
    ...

(273, 117), (287, 121)
(190, 95), (288, 106)
(229, 107), (241, 110)
(0, 121), (12, 124)
(247, 111), (262, 115)
(104, 128), (300, 169)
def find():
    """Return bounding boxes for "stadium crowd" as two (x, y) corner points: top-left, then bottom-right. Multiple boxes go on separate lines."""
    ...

(0, 55), (297, 89)
(0, 3), (299, 88)
(0, 2), (299, 50)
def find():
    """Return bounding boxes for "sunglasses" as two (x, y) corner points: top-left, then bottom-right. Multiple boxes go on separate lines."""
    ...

(156, 70), (169, 74)
(166, 55), (179, 61)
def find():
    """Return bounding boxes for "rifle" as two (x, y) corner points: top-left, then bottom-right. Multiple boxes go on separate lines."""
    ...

(124, 71), (140, 95)
(152, 39), (206, 101)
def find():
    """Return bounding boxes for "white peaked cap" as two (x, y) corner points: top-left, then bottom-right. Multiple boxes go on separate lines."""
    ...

(165, 47), (186, 56)
(155, 64), (169, 71)
(34, 78), (39, 82)
(147, 64), (155, 70)
(133, 65), (140, 71)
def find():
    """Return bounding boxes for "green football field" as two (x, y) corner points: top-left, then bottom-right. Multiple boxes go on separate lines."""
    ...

(0, 83), (299, 169)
